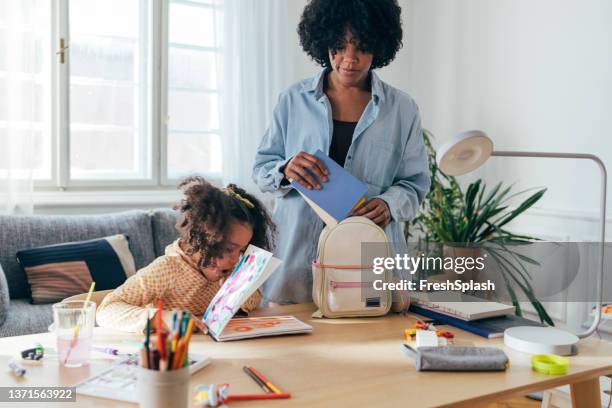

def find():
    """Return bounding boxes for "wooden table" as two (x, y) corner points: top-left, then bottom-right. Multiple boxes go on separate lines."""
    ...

(0, 303), (611, 407)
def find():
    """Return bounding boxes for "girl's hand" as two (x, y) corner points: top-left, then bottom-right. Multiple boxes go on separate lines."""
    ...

(350, 198), (391, 227)
(192, 317), (209, 334)
(283, 151), (328, 190)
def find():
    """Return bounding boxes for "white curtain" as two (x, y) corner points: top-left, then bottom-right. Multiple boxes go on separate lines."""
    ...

(216, 0), (297, 194)
(0, 0), (45, 214)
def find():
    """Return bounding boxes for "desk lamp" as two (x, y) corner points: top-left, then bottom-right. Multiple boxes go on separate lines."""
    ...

(436, 130), (607, 355)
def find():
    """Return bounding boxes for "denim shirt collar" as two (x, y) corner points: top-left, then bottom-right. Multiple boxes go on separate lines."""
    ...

(301, 68), (384, 105)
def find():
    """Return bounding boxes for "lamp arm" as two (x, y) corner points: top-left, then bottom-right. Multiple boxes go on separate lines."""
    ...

(491, 151), (606, 338)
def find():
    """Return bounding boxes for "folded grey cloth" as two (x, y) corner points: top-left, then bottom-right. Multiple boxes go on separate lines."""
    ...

(402, 344), (509, 371)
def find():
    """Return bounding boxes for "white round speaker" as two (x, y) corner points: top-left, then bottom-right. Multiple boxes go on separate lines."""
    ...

(504, 327), (579, 356)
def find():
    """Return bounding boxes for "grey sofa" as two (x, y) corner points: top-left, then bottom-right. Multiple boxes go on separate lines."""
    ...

(0, 208), (180, 338)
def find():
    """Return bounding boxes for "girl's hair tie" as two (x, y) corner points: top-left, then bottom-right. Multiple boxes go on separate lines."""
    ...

(222, 188), (255, 209)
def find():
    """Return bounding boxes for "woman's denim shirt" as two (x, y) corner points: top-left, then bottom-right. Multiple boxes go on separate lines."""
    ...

(253, 69), (431, 303)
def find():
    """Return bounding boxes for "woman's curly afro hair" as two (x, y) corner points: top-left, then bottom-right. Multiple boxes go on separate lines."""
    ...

(298, 0), (403, 69)
(174, 176), (276, 269)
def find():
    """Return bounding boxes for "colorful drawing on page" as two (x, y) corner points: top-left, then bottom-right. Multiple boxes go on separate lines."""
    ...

(203, 245), (274, 335)
(224, 317), (284, 333)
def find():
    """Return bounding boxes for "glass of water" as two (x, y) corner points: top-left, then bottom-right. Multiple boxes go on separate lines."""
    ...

(52, 300), (96, 367)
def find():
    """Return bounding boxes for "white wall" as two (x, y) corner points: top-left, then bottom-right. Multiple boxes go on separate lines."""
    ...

(287, 0), (318, 79)
(384, 0), (612, 238)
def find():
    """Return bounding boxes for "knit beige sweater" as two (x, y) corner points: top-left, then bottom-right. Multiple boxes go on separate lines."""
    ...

(96, 240), (261, 333)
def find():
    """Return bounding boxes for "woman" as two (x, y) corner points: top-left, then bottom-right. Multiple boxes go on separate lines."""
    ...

(252, 0), (430, 304)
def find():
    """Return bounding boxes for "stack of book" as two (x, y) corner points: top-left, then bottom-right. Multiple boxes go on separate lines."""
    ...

(409, 292), (544, 338)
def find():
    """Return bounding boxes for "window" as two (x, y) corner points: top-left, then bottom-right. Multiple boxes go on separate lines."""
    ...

(0, 0), (222, 189)
(68, 0), (152, 181)
(0, 0), (53, 181)
(166, 0), (222, 181)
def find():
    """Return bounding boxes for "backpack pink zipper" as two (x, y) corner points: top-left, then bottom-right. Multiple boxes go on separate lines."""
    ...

(329, 281), (371, 291)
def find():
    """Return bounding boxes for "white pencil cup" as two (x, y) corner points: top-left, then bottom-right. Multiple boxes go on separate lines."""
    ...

(137, 366), (190, 408)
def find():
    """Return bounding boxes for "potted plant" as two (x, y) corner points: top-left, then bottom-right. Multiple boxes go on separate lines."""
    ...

(408, 130), (554, 325)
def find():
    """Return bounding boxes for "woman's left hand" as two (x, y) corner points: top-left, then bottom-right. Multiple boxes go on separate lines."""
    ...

(349, 198), (391, 228)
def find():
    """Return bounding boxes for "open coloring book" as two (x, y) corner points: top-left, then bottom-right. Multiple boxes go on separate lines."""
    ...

(203, 245), (312, 341)
(211, 315), (312, 341)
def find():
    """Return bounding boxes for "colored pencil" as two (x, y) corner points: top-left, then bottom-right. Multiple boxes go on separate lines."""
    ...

(247, 367), (283, 394)
(176, 311), (183, 333)
(153, 350), (160, 370)
(156, 300), (164, 355)
(173, 339), (186, 370)
(145, 318), (151, 368)
(180, 312), (189, 337)
(183, 315), (195, 342)
(226, 393), (291, 402)
(243, 366), (273, 393)
(156, 300), (163, 331)
(169, 332), (178, 368)
(140, 347), (149, 369)
(182, 318), (195, 367)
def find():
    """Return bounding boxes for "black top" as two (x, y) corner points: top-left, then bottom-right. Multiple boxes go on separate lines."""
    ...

(329, 119), (357, 167)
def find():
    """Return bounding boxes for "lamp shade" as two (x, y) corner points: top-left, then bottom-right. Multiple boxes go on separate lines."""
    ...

(436, 130), (494, 176)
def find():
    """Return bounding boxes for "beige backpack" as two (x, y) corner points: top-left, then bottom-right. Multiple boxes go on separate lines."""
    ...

(312, 216), (393, 318)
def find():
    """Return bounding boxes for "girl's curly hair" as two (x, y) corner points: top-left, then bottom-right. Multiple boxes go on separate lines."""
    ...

(298, 0), (403, 69)
(174, 176), (276, 269)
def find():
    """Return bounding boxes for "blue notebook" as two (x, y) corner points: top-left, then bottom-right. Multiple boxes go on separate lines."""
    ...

(290, 150), (368, 226)
(409, 305), (544, 339)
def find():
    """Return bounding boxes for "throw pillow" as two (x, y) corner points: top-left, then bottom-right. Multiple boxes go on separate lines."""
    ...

(17, 234), (136, 304)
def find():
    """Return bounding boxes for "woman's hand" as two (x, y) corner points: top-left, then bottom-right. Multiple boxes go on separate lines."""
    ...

(350, 198), (391, 227)
(283, 151), (328, 190)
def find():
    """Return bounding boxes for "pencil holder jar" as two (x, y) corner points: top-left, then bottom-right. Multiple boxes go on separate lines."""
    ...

(137, 365), (190, 408)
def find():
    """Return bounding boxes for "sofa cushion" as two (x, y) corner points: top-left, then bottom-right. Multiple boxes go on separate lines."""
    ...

(0, 264), (9, 325)
(17, 234), (136, 304)
(150, 208), (180, 257)
(0, 299), (52, 337)
(0, 210), (155, 299)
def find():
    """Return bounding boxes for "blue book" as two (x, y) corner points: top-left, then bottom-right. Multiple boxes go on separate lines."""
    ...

(290, 150), (368, 226)
(409, 305), (544, 339)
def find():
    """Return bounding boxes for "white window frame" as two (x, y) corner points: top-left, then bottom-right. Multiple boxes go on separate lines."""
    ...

(34, 0), (222, 193)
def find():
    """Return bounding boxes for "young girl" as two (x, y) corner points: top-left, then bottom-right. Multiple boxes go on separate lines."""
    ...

(96, 176), (276, 333)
